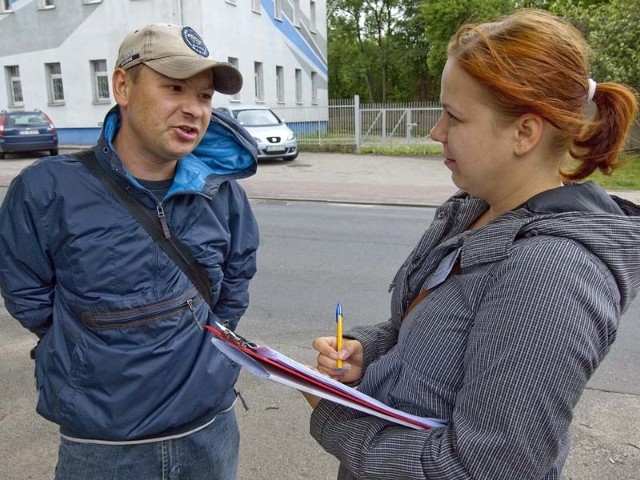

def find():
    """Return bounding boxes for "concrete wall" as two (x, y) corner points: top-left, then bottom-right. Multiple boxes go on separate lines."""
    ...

(1, 0), (328, 145)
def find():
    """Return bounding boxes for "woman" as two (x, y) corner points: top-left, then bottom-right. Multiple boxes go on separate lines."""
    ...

(306, 9), (639, 480)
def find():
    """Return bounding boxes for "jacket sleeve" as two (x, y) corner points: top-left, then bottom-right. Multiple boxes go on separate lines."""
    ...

(0, 175), (55, 337)
(212, 180), (259, 329)
(343, 320), (399, 373)
(310, 237), (619, 479)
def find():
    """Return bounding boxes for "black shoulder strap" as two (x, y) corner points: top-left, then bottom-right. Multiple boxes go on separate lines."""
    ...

(74, 150), (213, 308)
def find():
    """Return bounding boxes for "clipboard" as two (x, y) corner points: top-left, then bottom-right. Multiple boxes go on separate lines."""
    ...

(207, 323), (447, 430)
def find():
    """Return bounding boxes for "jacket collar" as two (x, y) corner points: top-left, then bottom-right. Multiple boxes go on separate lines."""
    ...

(99, 106), (258, 195)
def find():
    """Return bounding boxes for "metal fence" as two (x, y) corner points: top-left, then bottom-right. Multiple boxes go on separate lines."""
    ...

(270, 96), (443, 152)
(271, 96), (640, 151)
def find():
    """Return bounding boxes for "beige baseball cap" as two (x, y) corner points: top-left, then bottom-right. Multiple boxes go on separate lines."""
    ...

(116, 23), (242, 95)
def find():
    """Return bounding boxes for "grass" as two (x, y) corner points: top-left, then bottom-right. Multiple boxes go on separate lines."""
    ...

(359, 144), (444, 156)
(582, 151), (640, 190)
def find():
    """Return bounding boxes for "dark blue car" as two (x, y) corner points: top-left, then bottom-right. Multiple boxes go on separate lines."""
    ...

(0, 109), (58, 159)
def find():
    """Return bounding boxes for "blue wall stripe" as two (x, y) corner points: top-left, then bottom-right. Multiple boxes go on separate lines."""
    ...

(261, 0), (328, 76)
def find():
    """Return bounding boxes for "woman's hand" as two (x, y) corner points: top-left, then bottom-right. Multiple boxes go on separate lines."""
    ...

(312, 336), (364, 383)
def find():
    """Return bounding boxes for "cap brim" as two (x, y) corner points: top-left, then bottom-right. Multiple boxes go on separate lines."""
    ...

(144, 58), (243, 95)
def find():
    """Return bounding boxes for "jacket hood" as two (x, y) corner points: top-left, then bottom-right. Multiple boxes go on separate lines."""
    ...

(452, 182), (640, 313)
(101, 106), (258, 195)
(521, 182), (640, 312)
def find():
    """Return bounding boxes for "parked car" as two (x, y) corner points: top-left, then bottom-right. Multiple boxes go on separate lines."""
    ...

(215, 104), (297, 161)
(0, 109), (58, 159)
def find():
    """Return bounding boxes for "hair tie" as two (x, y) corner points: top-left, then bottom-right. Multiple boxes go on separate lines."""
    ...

(587, 78), (597, 102)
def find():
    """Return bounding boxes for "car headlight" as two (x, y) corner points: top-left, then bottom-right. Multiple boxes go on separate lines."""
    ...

(286, 134), (295, 141)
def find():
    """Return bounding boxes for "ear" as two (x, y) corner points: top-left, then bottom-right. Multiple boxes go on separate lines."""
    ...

(112, 68), (130, 107)
(512, 114), (544, 156)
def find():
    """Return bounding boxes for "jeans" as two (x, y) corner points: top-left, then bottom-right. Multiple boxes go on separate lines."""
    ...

(54, 408), (239, 480)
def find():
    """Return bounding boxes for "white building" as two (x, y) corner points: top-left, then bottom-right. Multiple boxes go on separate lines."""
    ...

(0, 0), (327, 145)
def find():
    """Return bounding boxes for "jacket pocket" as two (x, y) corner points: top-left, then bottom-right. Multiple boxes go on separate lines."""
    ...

(79, 286), (203, 331)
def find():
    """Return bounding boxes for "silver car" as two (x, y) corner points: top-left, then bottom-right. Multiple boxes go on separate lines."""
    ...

(215, 105), (298, 161)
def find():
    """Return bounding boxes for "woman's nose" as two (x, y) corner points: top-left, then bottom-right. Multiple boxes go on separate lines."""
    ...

(429, 114), (446, 143)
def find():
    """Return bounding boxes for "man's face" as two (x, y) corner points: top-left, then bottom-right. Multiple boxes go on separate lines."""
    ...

(115, 65), (214, 170)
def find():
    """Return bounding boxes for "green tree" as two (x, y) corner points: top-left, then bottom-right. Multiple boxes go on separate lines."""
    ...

(551, 0), (640, 90)
(328, 0), (402, 102)
(327, 0), (639, 101)
(421, 0), (517, 96)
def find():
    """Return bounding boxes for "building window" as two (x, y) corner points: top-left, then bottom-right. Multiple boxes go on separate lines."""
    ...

(252, 0), (260, 13)
(37, 0), (55, 9)
(293, 0), (301, 27)
(45, 62), (65, 105)
(1, 0), (14, 13)
(311, 71), (318, 104)
(310, 0), (317, 33)
(295, 69), (302, 104)
(228, 57), (241, 101)
(90, 60), (110, 103)
(274, 0), (282, 20)
(5, 66), (23, 106)
(276, 66), (284, 103)
(254, 62), (264, 102)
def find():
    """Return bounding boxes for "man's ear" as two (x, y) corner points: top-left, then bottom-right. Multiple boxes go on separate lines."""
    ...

(112, 68), (129, 107)
(513, 114), (544, 156)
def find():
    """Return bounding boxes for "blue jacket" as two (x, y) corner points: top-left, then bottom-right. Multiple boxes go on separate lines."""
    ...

(0, 107), (260, 441)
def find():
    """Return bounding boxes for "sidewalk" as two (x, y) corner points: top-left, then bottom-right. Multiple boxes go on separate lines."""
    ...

(238, 152), (640, 207)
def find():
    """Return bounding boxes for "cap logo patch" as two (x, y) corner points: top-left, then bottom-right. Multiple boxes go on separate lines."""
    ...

(181, 27), (209, 57)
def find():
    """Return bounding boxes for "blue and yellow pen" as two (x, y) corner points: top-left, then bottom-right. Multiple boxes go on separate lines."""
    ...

(336, 302), (344, 374)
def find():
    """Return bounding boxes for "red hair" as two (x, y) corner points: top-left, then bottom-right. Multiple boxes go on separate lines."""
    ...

(448, 9), (638, 180)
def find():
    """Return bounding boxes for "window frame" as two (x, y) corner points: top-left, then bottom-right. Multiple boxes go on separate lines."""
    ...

(90, 59), (110, 103)
(276, 66), (285, 104)
(274, 0), (282, 21)
(254, 62), (264, 103)
(293, 0), (301, 28)
(45, 62), (65, 105)
(0, 0), (14, 14)
(37, 0), (55, 10)
(295, 68), (302, 105)
(5, 65), (24, 107)
(310, 0), (317, 33)
(311, 71), (318, 105)
(228, 57), (241, 101)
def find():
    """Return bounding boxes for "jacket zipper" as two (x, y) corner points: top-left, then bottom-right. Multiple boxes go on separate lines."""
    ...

(81, 288), (203, 330)
(156, 202), (172, 239)
(187, 298), (203, 331)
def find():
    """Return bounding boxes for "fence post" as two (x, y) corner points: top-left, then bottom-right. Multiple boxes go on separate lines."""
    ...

(354, 95), (361, 153)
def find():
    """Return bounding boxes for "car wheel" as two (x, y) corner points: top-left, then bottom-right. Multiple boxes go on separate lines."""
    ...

(0, 151), (5, 159)
(50, 149), (59, 156)
(283, 154), (297, 162)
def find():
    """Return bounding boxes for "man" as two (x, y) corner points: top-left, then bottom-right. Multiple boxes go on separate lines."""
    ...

(0, 24), (259, 479)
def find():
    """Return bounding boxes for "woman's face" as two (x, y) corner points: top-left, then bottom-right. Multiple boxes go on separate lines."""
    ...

(430, 58), (519, 204)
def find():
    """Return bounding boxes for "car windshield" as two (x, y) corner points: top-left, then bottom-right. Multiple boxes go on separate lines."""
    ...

(234, 109), (281, 127)
(7, 113), (49, 128)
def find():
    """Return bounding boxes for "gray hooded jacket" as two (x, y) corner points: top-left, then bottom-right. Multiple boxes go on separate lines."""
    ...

(311, 182), (640, 480)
